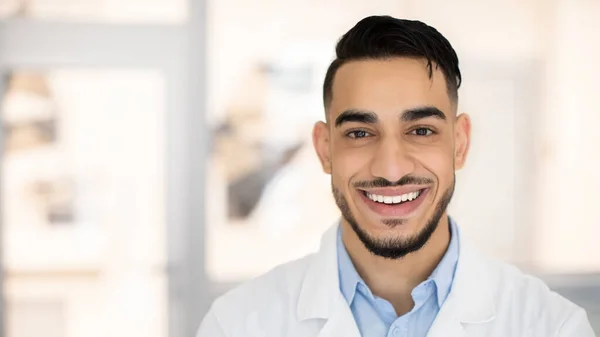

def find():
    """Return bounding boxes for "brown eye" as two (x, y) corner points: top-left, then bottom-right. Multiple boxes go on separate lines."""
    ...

(411, 128), (433, 136)
(347, 130), (372, 138)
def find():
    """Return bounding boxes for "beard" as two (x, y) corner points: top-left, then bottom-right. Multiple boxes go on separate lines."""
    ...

(333, 176), (455, 259)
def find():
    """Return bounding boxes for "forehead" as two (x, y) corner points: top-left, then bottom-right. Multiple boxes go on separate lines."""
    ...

(329, 58), (452, 120)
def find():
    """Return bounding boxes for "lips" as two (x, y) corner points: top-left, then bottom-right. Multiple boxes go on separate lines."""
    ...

(358, 187), (430, 218)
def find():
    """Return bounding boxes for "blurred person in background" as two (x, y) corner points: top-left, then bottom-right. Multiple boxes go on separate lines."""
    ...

(197, 15), (596, 337)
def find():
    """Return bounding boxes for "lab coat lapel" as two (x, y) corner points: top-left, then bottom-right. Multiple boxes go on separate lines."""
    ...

(427, 231), (496, 337)
(296, 223), (361, 337)
(316, 300), (361, 337)
(426, 315), (465, 337)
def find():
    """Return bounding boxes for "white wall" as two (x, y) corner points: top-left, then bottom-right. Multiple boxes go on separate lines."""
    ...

(535, 0), (600, 273)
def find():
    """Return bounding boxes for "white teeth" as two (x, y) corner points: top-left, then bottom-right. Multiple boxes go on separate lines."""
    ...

(366, 190), (422, 205)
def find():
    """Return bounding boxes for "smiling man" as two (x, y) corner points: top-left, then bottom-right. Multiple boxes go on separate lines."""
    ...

(197, 16), (596, 337)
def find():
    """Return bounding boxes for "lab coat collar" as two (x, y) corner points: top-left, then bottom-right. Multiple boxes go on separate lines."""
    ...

(297, 224), (341, 321)
(443, 236), (497, 324)
(296, 221), (496, 329)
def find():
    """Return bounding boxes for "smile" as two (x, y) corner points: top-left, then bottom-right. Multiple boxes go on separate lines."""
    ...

(358, 188), (429, 218)
(364, 190), (422, 205)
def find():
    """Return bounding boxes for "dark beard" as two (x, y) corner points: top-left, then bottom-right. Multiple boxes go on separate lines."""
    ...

(333, 177), (455, 260)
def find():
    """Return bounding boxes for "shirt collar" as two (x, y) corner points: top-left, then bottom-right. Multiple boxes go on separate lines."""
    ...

(336, 216), (460, 306)
(429, 217), (460, 305)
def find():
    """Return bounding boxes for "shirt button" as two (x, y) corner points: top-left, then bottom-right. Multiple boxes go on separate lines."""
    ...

(393, 328), (401, 336)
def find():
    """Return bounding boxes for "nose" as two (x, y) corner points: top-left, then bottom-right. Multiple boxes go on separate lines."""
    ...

(369, 136), (416, 183)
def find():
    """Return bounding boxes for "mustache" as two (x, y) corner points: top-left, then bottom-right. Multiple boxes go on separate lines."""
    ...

(353, 176), (434, 189)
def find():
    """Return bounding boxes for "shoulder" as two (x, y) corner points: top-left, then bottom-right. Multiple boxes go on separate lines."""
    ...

(487, 258), (579, 313)
(199, 253), (316, 336)
(482, 257), (593, 335)
(214, 253), (312, 311)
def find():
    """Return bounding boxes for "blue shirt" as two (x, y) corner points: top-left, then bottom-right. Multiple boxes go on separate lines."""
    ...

(337, 218), (460, 337)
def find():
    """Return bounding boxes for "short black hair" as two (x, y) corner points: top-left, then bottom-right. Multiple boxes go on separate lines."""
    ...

(323, 16), (462, 110)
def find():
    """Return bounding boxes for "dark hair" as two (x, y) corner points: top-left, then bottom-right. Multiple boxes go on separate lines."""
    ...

(323, 16), (462, 109)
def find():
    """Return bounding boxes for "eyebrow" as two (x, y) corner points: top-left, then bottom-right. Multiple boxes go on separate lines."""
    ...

(400, 106), (447, 122)
(334, 106), (446, 127)
(334, 109), (378, 127)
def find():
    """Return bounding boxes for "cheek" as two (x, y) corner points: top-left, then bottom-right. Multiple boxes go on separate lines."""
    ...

(409, 145), (455, 179)
(331, 145), (373, 184)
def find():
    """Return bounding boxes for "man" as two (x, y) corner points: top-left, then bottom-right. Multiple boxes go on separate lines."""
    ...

(197, 16), (596, 337)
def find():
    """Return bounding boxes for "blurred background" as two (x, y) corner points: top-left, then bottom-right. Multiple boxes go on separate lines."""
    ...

(0, 0), (599, 336)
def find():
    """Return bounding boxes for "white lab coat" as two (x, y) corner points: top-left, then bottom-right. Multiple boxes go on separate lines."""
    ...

(197, 223), (596, 337)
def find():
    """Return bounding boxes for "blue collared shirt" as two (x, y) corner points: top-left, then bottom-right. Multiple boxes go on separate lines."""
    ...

(337, 218), (460, 337)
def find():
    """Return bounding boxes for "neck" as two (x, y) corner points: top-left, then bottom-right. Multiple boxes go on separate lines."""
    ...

(341, 215), (451, 315)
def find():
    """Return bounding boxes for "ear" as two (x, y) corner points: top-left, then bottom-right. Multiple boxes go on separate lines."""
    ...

(454, 113), (471, 170)
(312, 121), (332, 174)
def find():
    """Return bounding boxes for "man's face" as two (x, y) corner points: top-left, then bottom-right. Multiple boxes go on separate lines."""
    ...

(313, 58), (470, 258)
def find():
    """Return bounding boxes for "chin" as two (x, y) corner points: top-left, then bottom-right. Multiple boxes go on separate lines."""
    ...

(347, 214), (438, 259)
(355, 213), (420, 236)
